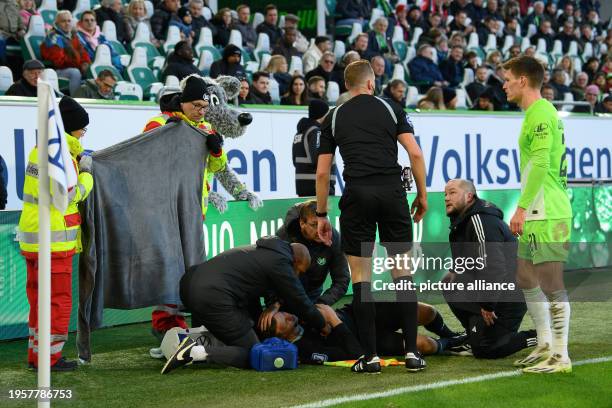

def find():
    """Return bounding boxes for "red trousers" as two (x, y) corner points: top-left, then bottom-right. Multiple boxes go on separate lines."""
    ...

(151, 304), (187, 333)
(25, 253), (73, 366)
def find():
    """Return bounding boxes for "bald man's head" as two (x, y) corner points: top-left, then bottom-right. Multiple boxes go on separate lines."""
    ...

(444, 179), (477, 216)
(291, 243), (311, 275)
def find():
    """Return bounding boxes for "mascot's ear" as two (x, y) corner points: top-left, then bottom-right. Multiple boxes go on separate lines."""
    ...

(216, 76), (241, 100)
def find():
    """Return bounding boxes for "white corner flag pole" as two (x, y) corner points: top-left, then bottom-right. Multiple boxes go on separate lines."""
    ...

(37, 81), (52, 408)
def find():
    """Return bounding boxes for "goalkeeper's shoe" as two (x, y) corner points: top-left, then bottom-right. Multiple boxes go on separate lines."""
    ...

(522, 353), (572, 374)
(405, 352), (426, 372)
(448, 343), (473, 356)
(161, 337), (195, 374)
(513, 343), (551, 367)
(351, 355), (381, 374)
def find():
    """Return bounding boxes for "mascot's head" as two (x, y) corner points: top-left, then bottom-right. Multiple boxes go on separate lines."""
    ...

(178, 74), (252, 139)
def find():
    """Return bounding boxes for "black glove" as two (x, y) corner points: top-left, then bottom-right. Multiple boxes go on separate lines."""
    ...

(206, 132), (223, 155)
(166, 116), (182, 124)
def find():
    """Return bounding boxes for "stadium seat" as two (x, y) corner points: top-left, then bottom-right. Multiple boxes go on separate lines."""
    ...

(163, 26), (181, 55)
(347, 22), (362, 44)
(254, 33), (271, 62)
(455, 88), (467, 109)
(460, 68), (474, 87)
(581, 42), (594, 61)
(114, 81), (143, 100)
(252, 12), (264, 29)
(410, 27), (423, 47)
(144, 0), (154, 19)
(102, 21), (130, 66)
(526, 24), (537, 38)
(405, 45), (416, 63)
(21, 15), (45, 61)
(245, 60), (259, 74)
(392, 63), (405, 81)
(269, 78), (280, 104)
(230, 10), (238, 21)
(127, 47), (163, 98)
(202, 6), (212, 21)
(198, 48), (216, 75)
(229, 30), (243, 50)
(89, 44), (123, 79)
(393, 41), (407, 62)
(165, 75), (179, 88)
(501, 35), (514, 54)
(431, 47), (438, 64)
(38, 0), (58, 28)
(258, 53), (272, 71)
(333, 40), (345, 61)
(42, 68), (59, 93)
(535, 38), (547, 54)
(289, 55), (303, 76)
(520, 36), (531, 52)
(72, 0), (91, 20)
(326, 80), (340, 105)
(148, 82), (164, 101)
(278, 15), (285, 30)
(406, 85), (419, 107)
(561, 92), (574, 112)
(368, 8), (384, 30)
(0, 66), (13, 95)
(599, 43), (608, 57)
(551, 40), (563, 62)
(149, 56), (165, 81)
(131, 22), (161, 62)
(392, 25), (404, 43)
(195, 45), (220, 66)
(194, 27), (214, 56)
(567, 41), (578, 58)
(467, 32), (479, 49)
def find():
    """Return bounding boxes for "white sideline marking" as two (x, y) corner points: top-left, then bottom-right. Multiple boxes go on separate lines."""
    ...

(290, 356), (612, 408)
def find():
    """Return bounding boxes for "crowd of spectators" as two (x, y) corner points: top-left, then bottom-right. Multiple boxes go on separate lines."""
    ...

(0, 0), (610, 114)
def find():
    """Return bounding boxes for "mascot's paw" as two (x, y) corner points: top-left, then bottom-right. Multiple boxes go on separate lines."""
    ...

(246, 192), (263, 211)
(209, 191), (228, 213)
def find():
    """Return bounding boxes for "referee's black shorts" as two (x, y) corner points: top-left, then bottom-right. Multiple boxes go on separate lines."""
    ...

(338, 179), (412, 257)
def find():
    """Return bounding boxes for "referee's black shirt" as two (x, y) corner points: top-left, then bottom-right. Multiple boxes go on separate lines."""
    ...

(318, 94), (414, 184)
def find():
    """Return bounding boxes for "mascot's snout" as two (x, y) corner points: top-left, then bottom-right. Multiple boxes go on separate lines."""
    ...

(238, 112), (253, 126)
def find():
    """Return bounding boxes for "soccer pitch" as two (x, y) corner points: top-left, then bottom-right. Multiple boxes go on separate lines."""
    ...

(1, 301), (611, 408)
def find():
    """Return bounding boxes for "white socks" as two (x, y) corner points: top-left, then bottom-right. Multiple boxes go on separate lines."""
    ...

(522, 287), (552, 348)
(189, 345), (208, 362)
(549, 290), (570, 360)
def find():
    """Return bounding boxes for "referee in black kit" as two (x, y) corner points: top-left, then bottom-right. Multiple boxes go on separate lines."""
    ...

(315, 60), (428, 373)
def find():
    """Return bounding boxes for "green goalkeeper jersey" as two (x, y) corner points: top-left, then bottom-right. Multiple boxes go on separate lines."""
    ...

(518, 98), (572, 221)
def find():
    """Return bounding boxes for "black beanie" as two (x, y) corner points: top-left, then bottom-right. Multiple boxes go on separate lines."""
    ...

(442, 88), (457, 106)
(309, 99), (329, 120)
(181, 75), (210, 103)
(223, 44), (242, 60)
(59, 96), (89, 133)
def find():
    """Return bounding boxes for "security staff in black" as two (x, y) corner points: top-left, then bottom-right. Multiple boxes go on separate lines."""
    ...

(293, 99), (337, 196)
(442, 179), (537, 359)
(314, 60), (429, 374)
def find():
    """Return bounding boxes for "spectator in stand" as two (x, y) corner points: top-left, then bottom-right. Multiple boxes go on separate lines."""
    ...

(305, 51), (336, 84)
(161, 40), (199, 81)
(507, 44), (521, 59)
(18, 0), (43, 29)
(264, 54), (292, 95)
(578, 23), (597, 55)
(367, 17), (399, 71)
(371, 55), (387, 95)
(435, 34), (449, 61)
(467, 0), (486, 26)
(557, 3), (575, 28)
(307, 75), (326, 101)
(523, 45), (536, 57)
(583, 57), (600, 82)
(486, 65), (511, 109)
(449, 11), (475, 37)
(350, 33), (374, 61)
(541, 84), (556, 102)
(409, 44), (447, 93)
(150, 0), (181, 42)
(5, 59), (43, 97)
(57, 0), (77, 11)
(96, 0), (127, 44)
(531, 19), (554, 52)
(74, 69), (117, 99)
(424, 13), (444, 33)
(302, 35), (331, 75)
(417, 86), (445, 110)
(170, 7), (194, 42)
(41, 11), (90, 96)
(542, 68), (551, 85)
(466, 65), (489, 102)
(189, 0), (215, 45)
(556, 56), (575, 83)
(407, 6), (426, 31)
(272, 27), (302, 63)
(124, 0), (160, 47)
(256, 4), (282, 49)
(478, 16), (500, 48)
(570, 72), (589, 101)
(439, 45), (464, 88)
(334, 50), (360, 93)
(232, 4), (255, 50)
(211, 7), (231, 48)
(550, 68), (571, 99)
(281, 74), (309, 106)
(503, 17), (520, 38)
(544, 1), (558, 31)
(592, 72), (607, 94)
(470, 87), (496, 111)
(573, 84), (599, 113)
(335, 0), (370, 28)
(209, 43), (245, 79)
(248, 71), (273, 104)
(596, 95), (612, 114)
(485, 50), (502, 70)
(0, 0), (26, 52)
(585, 9), (604, 37)
(238, 77), (254, 104)
(464, 50), (479, 75)
(77, 11), (122, 73)
(450, 0), (470, 16)
(524, 1), (545, 32)
(449, 32), (467, 49)
(557, 20), (580, 54)
(443, 87), (457, 110)
(484, 0), (503, 22)
(382, 79), (406, 107)
(283, 14), (309, 54)
(387, 4), (411, 41)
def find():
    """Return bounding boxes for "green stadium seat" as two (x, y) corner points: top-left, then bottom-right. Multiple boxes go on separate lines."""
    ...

(130, 22), (162, 62)
(162, 25), (181, 55)
(114, 81), (143, 100)
(89, 44), (123, 80)
(127, 47), (162, 98)
(21, 15), (46, 61)
(0, 66), (13, 95)
(393, 41), (407, 62)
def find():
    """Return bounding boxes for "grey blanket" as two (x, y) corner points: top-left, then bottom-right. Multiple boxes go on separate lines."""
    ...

(77, 122), (208, 361)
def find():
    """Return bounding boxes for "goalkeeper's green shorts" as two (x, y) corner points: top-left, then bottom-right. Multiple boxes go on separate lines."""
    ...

(518, 218), (571, 264)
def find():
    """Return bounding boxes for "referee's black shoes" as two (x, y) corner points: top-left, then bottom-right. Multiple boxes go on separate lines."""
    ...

(351, 355), (382, 374)
(405, 352), (427, 372)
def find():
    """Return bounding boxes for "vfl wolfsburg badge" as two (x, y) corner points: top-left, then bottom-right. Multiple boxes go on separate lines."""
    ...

(317, 257), (327, 266)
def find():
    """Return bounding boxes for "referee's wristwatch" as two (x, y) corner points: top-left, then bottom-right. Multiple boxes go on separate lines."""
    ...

(315, 210), (328, 218)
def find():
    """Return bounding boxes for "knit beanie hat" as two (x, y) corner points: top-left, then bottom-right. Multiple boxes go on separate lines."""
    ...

(59, 96), (89, 133)
(308, 99), (329, 120)
(442, 87), (457, 106)
(180, 75), (210, 103)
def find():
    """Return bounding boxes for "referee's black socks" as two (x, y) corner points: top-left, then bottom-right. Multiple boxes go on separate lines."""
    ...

(393, 276), (419, 354)
(352, 282), (377, 360)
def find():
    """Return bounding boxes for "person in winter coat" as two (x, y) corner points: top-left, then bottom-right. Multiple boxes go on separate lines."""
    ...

(74, 69), (117, 99)
(150, 0), (181, 41)
(95, 0), (127, 43)
(209, 44), (245, 79)
(408, 44), (447, 93)
(161, 40), (199, 81)
(76, 11), (122, 72)
(5, 59), (44, 97)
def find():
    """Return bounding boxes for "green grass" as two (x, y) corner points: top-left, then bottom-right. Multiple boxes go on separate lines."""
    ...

(1, 302), (611, 408)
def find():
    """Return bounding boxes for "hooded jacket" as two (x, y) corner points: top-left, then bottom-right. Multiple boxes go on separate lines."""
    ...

(448, 198), (519, 312)
(161, 51), (199, 81)
(276, 203), (348, 305)
(41, 25), (91, 70)
(292, 117), (336, 196)
(76, 23), (122, 71)
(181, 236), (325, 330)
(209, 44), (246, 79)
